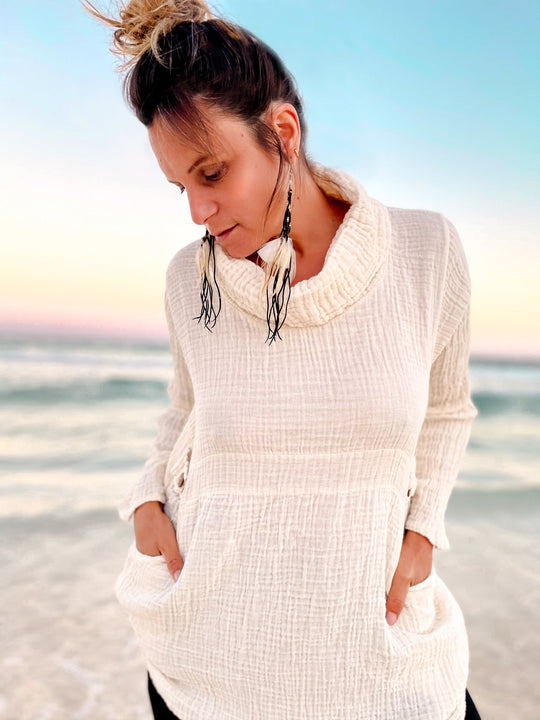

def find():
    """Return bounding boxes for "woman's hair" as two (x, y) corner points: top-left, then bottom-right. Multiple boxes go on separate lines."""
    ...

(83, 0), (309, 199)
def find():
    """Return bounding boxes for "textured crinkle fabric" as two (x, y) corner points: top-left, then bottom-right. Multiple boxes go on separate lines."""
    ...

(116, 165), (478, 720)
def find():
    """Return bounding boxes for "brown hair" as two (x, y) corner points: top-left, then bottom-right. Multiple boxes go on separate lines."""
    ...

(83, 0), (309, 208)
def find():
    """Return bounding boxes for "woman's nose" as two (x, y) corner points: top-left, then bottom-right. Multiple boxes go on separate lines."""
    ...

(187, 189), (218, 227)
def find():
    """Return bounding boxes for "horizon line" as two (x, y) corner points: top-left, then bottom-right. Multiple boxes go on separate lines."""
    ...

(1, 320), (539, 363)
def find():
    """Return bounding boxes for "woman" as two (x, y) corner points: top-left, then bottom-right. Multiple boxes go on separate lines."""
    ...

(85, 1), (482, 718)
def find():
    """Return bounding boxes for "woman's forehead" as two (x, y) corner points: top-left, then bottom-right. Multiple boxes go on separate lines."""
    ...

(148, 111), (257, 166)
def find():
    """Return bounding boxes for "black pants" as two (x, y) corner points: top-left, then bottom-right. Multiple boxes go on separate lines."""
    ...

(148, 673), (482, 719)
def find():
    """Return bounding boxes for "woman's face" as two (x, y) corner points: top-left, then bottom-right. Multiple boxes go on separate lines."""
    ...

(148, 109), (289, 258)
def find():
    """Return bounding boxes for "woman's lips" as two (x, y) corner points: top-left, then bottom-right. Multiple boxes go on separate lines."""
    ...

(214, 225), (237, 242)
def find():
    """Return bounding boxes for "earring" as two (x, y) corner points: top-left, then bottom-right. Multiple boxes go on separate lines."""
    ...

(194, 229), (222, 331)
(257, 164), (296, 344)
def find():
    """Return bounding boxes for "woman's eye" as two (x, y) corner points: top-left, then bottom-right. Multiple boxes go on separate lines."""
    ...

(204, 166), (224, 182)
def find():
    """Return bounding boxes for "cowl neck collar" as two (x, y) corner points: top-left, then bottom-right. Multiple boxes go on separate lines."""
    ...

(213, 164), (391, 328)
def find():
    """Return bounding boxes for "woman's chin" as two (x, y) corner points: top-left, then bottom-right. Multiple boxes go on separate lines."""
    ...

(220, 244), (257, 262)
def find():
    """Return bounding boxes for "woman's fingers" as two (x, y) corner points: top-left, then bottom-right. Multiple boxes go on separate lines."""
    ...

(134, 501), (163, 556)
(158, 516), (184, 581)
(133, 501), (184, 579)
(385, 529), (433, 625)
(385, 571), (410, 625)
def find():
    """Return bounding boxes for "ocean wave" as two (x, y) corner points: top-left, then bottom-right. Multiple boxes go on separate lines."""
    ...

(3, 381), (540, 415)
(1, 377), (168, 405)
(473, 391), (540, 416)
(1, 507), (120, 534)
(0, 451), (145, 472)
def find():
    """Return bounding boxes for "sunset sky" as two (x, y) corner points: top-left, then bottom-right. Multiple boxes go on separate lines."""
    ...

(1, 0), (539, 358)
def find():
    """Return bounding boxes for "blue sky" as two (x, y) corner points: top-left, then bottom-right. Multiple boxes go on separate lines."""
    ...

(1, 1), (539, 355)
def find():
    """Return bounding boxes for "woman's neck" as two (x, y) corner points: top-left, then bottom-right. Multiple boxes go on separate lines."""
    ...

(248, 165), (350, 284)
(291, 166), (349, 259)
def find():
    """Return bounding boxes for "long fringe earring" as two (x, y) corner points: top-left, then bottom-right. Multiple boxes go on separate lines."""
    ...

(257, 166), (296, 344)
(194, 230), (222, 331)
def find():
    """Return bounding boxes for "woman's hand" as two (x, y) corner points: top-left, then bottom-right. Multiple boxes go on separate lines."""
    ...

(385, 529), (433, 625)
(133, 501), (184, 581)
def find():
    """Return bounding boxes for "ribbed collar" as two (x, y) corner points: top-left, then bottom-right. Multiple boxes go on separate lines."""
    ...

(213, 164), (391, 328)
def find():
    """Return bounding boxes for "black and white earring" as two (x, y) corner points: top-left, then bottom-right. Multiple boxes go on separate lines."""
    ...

(257, 164), (297, 343)
(194, 229), (222, 331)
(194, 158), (297, 343)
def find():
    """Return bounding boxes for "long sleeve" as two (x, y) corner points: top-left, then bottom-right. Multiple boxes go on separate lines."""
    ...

(404, 218), (478, 550)
(118, 288), (194, 521)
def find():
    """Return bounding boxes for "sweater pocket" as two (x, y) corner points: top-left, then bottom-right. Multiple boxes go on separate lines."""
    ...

(382, 564), (469, 668)
(115, 543), (174, 618)
(115, 494), (204, 664)
(382, 468), (455, 656)
(115, 411), (197, 636)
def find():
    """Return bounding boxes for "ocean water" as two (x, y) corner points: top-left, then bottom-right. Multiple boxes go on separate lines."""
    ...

(1, 334), (539, 719)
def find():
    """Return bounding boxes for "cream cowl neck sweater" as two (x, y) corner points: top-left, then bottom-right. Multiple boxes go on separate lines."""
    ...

(116, 165), (478, 720)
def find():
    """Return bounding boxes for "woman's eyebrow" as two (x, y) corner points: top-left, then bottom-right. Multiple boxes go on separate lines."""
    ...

(188, 156), (210, 173)
(167, 156), (212, 185)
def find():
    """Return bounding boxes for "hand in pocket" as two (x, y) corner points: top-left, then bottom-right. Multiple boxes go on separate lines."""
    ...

(134, 501), (184, 581)
(385, 529), (433, 625)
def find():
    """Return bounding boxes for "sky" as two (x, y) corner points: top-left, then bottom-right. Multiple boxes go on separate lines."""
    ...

(1, 0), (539, 357)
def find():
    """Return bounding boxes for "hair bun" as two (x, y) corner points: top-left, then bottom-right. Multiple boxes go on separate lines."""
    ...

(83, 0), (214, 69)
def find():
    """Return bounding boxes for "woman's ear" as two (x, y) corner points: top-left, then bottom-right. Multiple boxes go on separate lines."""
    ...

(269, 102), (301, 161)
